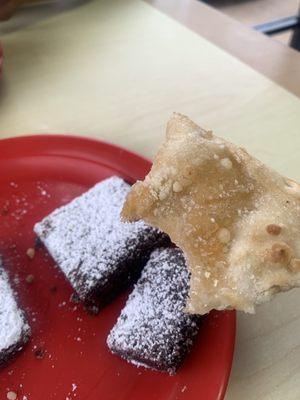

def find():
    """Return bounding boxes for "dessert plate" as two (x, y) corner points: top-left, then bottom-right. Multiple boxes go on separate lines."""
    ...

(0, 135), (236, 400)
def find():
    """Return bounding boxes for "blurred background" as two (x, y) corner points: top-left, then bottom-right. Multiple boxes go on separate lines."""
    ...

(1, 0), (299, 50)
(204, 0), (299, 48)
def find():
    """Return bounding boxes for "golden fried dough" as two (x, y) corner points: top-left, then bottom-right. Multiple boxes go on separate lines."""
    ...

(122, 113), (300, 314)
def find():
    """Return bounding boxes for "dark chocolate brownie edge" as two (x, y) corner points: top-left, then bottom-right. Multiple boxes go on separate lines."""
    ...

(0, 320), (30, 369)
(35, 231), (169, 314)
(108, 344), (178, 374)
(83, 232), (170, 314)
(108, 317), (201, 374)
(106, 247), (201, 374)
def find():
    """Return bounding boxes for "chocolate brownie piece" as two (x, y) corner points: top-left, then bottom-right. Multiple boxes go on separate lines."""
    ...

(0, 263), (30, 369)
(34, 176), (167, 313)
(107, 247), (200, 374)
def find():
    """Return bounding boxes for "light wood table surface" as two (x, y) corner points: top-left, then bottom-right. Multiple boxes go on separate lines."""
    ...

(147, 0), (300, 99)
(1, 1), (300, 399)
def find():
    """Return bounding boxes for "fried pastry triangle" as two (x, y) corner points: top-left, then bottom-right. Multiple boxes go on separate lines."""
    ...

(122, 113), (300, 314)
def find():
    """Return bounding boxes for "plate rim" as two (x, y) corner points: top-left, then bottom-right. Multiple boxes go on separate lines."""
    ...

(0, 133), (149, 158)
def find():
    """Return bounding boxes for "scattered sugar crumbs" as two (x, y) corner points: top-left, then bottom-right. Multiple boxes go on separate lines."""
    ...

(65, 383), (78, 399)
(7, 391), (17, 400)
(36, 182), (51, 199)
(7, 390), (29, 400)
(4, 181), (50, 226)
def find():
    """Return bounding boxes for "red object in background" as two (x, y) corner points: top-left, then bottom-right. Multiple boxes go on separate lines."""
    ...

(0, 135), (236, 400)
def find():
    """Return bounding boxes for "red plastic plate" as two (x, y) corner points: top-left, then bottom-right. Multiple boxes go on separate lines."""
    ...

(0, 135), (235, 400)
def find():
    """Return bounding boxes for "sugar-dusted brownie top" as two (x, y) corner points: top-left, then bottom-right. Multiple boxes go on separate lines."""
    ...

(34, 176), (165, 303)
(107, 247), (200, 374)
(0, 263), (30, 367)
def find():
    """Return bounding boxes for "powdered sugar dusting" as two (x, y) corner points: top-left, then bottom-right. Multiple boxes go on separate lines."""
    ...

(0, 263), (30, 353)
(34, 177), (163, 299)
(107, 247), (200, 374)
